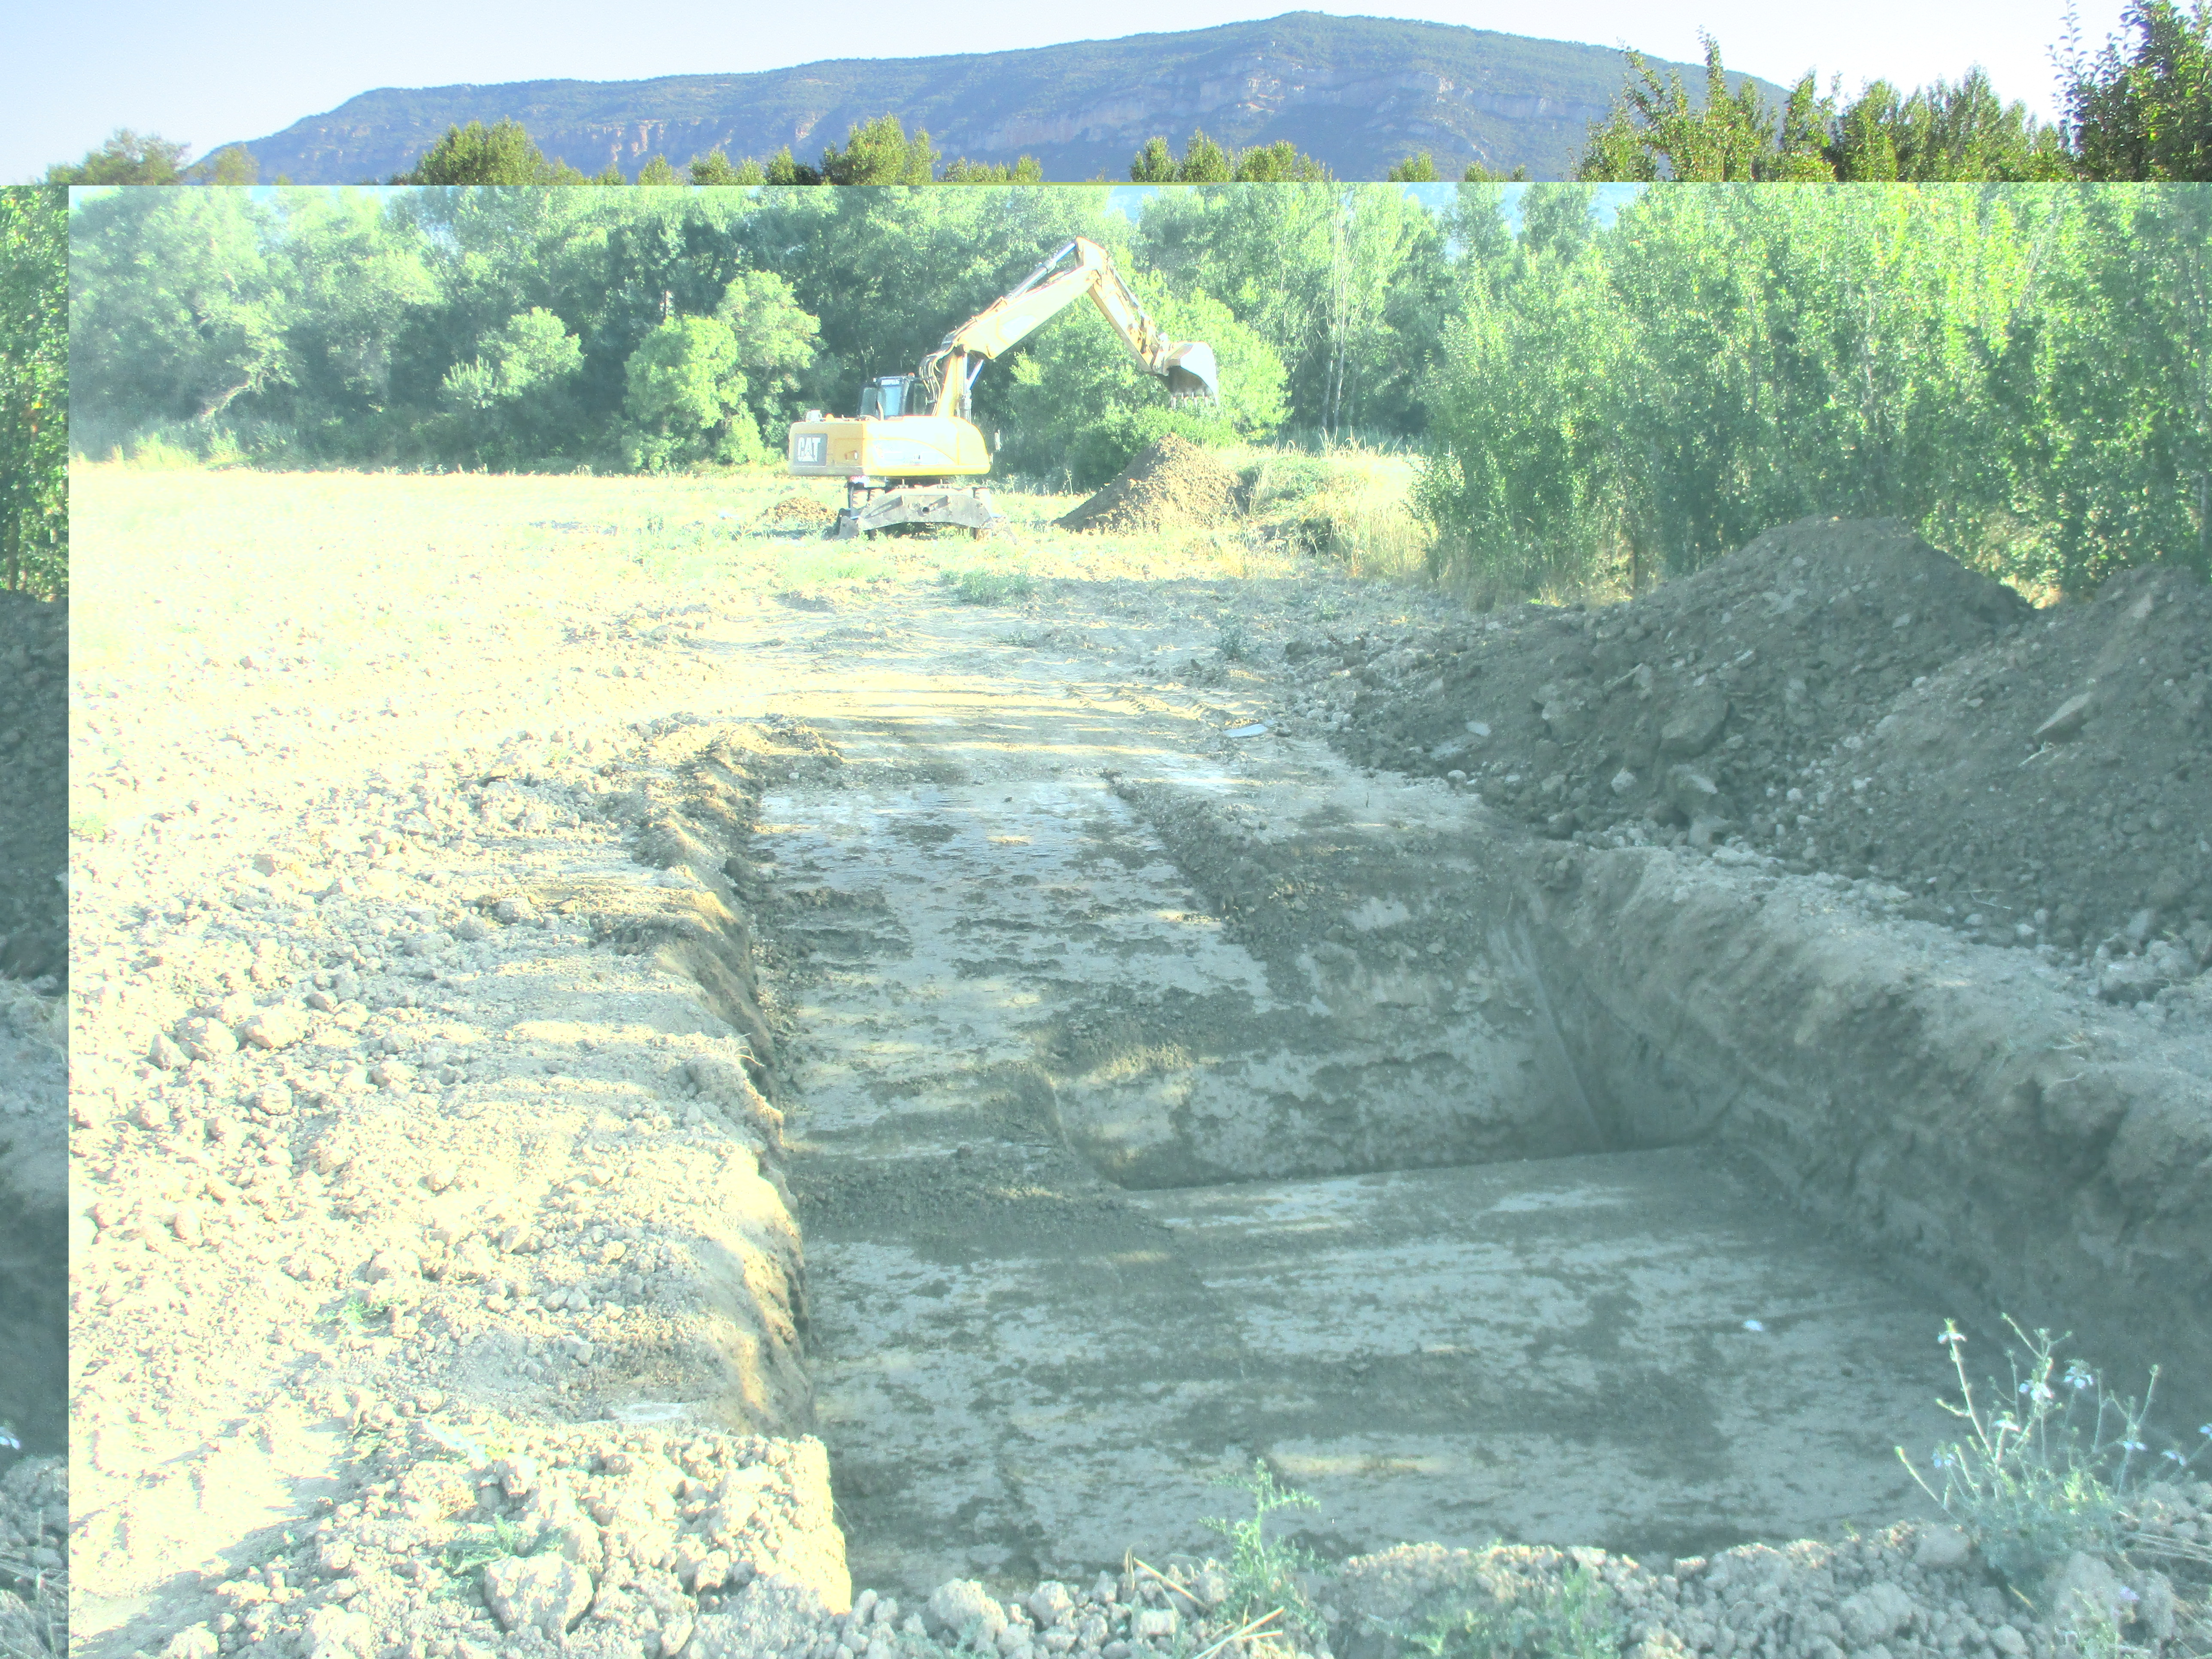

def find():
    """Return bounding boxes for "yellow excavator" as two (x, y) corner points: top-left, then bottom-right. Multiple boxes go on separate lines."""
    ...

(786, 237), (1218, 538)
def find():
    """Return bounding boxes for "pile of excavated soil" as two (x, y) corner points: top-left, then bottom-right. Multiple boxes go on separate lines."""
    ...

(0, 592), (64, 984)
(1308, 517), (2212, 966)
(763, 494), (838, 528)
(1057, 436), (1239, 535)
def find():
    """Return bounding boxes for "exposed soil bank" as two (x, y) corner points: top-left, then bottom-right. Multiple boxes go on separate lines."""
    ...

(68, 474), (2212, 1659)
(1529, 844), (2212, 1433)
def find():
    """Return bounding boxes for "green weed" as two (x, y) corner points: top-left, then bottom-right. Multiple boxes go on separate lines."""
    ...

(1199, 1460), (1326, 1643)
(942, 568), (1034, 606)
(442, 1516), (544, 1581)
(1374, 1566), (1625, 1659)
(1216, 619), (1250, 661)
(1898, 1317), (2212, 1590)
(68, 812), (111, 843)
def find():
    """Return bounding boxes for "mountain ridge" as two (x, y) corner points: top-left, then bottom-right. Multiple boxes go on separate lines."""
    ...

(223, 12), (1787, 184)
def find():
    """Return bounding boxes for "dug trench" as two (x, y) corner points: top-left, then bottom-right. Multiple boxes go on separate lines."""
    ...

(728, 651), (2212, 1615)
(68, 481), (2212, 1659)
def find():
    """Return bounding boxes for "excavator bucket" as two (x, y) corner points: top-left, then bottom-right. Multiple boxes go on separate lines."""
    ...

(1160, 340), (1219, 404)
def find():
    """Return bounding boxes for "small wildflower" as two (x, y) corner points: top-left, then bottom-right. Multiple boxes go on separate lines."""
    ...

(1939, 1328), (1966, 1347)
(2200, 1425), (2212, 1439)
(2123, 1439), (2145, 1452)
(2118, 1588), (2140, 1604)
(1742, 1319), (1765, 1333)
(2163, 1450), (2186, 1465)
(0, 1424), (17, 1452)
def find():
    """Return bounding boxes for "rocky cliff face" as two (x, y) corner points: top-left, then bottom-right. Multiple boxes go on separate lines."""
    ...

(224, 12), (1782, 184)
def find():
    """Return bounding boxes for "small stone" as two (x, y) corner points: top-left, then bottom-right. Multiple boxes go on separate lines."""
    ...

(1129, 1610), (1178, 1641)
(148, 1031), (185, 1070)
(1913, 1526), (1971, 1570)
(242, 1006), (308, 1050)
(163, 1624), (219, 1659)
(483, 1553), (592, 1637)
(457, 915), (494, 942)
(252, 1082), (295, 1116)
(1029, 1584), (1075, 1626)
(930, 1581), (1008, 1645)
(368, 1058), (416, 1090)
(425, 1162), (459, 1193)
(1659, 684), (1730, 758)
(658, 1613), (695, 1657)
(176, 1015), (239, 1062)
(1610, 769), (1638, 795)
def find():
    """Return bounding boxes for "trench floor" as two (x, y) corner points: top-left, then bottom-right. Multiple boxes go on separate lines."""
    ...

(755, 662), (1963, 1603)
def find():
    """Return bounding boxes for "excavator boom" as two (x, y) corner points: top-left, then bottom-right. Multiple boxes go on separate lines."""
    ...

(788, 236), (1217, 538)
(920, 238), (1219, 416)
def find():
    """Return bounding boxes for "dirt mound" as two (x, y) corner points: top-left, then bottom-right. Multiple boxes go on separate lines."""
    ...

(1326, 516), (2212, 954)
(765, 493), (838, 527)
(1057, 435), (1238, 535)
(0, 592), (65, 985)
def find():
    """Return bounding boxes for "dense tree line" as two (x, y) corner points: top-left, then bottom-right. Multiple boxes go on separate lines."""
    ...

(1416, 182), (2212, 599)
(0, 188), (65, 599)
(71, 184), (1434, 488)
(72, 178), (2212, 599)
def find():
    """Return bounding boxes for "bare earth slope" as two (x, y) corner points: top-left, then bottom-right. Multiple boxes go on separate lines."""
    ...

(68, 477), (2212, 1659)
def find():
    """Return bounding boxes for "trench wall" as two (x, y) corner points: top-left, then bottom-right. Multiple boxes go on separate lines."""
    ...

(1526, 843), (2212, 1431)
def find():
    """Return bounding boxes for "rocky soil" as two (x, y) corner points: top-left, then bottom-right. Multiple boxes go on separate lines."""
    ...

(67, 472), (2212, 1659)
(1306, 518), (2212, 1002)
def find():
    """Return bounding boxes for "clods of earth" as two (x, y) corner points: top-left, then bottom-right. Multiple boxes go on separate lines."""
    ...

(63, 468), (2212, 1659)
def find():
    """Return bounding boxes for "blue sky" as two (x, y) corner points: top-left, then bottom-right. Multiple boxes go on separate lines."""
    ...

(7, 0), (2130, 184)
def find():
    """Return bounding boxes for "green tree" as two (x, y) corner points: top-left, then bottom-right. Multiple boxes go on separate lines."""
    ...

(941, 156), (1046, 182)
(0, 189), (65, 597)
(438, 307), (586, 467)
(818, 115), (939, 185)
(764, 147), (823, 185)
(1135, 183), (1443, 438)
(1128, 129), (1329, 182)
(391, 119), (585, 185)
(636, 156), (682, 186)
(1388, 152), (1440, 182)
(687, 149), (765, 185)
(1998, 188), (2212, 586)
(67, 188), (292, 449)
(44, 129), (190, 184)
(1580, 33), (2067, 182)
(994, 283), (1287, 487)
(621, 315), (758, 469)
(2063, 0), (2212, 179)
(1576, 33), (1834, 180)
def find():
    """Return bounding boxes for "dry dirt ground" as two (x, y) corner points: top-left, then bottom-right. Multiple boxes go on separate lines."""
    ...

(66, 465), (2212, 1659)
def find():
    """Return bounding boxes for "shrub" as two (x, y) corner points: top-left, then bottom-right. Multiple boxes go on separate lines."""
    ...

(1897, 1317), (2212, 1589)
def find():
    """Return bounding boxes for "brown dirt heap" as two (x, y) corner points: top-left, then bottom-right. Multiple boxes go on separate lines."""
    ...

(1057, 436), (1238, 535)
(1325, 516), (2212, 955)
(764, 493), (838, 527)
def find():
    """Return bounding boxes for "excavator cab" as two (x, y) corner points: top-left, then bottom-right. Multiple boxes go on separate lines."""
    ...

(857, 375), (924, 419)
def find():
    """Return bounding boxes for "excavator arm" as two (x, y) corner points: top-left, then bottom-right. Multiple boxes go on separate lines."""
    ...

(918, 238), (1219, 419)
